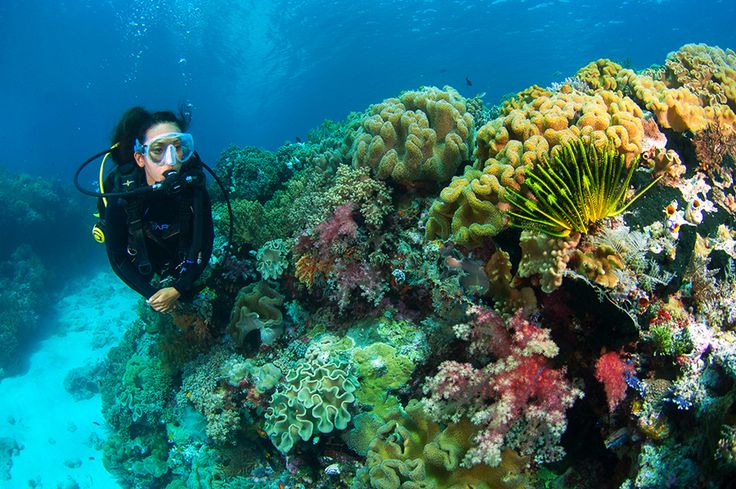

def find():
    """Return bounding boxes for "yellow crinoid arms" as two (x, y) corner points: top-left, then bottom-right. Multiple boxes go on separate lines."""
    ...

(504, 138), (662, 237)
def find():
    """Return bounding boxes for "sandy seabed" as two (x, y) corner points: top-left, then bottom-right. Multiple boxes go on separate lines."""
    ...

(1, 270), (139, 489)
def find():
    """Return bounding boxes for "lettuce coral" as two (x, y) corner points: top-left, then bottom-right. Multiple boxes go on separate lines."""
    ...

(229, 281), (284, 346)
(264, 356), (359, 453)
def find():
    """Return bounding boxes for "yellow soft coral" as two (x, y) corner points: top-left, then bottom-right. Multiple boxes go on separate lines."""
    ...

(621, 71), (709, 133)
(425, 166), (506, 246)
(577, 59), (625, 91)
(665, 44), (736, 110)
(517, 230), (581, 293)
(428, 86), (646, 246)
(349, 86), (474, 186)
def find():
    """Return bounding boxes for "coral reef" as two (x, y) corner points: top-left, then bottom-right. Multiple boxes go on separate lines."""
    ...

(96, 43), (736, 489)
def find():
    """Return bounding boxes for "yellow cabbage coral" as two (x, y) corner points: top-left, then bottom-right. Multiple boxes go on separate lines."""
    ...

(613, 44), (736, 135)
(348, 86), (474, 186)
(427, 86), (646, 246)
(577, 58), (625, 91)
(664, 43), (736, 109)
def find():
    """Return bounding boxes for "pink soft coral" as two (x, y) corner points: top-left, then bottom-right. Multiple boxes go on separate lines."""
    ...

(422, 307), (583, 467)
(595, 351), (634, 412)
(314, 203), (358, 253)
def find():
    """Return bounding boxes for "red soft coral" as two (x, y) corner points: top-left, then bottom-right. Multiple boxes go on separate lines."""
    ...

(314, 203), (357, 253)
(595, 351), (634, 412)
(422, 307), (583, 467)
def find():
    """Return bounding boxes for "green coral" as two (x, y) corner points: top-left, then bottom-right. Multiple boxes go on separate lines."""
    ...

(424, 165), (507, 247)
(214, 145), (289, 202)
(355, 400), (530, 489)
(326, 165), (394, 228)
(119, 353), (173, 424)
(255, 239), (289, 280)
(229, 281), (284, 347)
(648, 323), (694, 357)
(218, 164), (334, 248)
(353, 342), (415, 418)
(264, 356), (359, 453)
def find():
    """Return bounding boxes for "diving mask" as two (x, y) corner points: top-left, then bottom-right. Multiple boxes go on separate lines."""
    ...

(134, 132), (194, 166)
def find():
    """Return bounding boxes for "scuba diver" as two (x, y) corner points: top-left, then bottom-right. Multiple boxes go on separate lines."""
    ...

(75, 106), (215, 313)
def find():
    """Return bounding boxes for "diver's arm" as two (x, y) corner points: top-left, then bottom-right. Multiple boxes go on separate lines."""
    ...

(104, 200), (158, 299)
(172, 187), (214, 296)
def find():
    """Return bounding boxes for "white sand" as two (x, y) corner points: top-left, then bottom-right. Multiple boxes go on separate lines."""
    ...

(0, 270), (139, 489)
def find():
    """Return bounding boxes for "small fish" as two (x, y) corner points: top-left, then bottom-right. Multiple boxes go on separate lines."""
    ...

(604, 427), (629, 449)
(552, 70), (562, 78)
(445, 256), (463, 269)
(465, 76), (473, 86)
(295, 136), (302, 143)
(278, 482), (285, 489)
(89, 456), (95, 460)
(92, 421), (101, 426)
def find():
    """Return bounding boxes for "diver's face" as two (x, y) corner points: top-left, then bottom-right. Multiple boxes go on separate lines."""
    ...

(134, 122), (183, 185)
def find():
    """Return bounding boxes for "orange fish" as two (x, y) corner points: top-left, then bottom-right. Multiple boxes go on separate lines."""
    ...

(445, 256), (463, 268)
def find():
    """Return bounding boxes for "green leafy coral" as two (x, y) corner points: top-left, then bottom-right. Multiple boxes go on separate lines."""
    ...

(264, 355), (359, 452)
(355, 400), (531, 489)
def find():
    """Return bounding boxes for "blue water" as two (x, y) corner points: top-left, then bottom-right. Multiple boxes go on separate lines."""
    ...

(1, 0), (735, 178)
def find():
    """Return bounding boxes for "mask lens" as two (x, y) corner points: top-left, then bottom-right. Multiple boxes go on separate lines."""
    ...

(144, 133), (194, 165)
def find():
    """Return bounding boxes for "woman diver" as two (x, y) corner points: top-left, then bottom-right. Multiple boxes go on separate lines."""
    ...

(88, 106), (214, 312)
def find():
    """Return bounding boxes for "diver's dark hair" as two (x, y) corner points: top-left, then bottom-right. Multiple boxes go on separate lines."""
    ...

(109, 105), (192, 165)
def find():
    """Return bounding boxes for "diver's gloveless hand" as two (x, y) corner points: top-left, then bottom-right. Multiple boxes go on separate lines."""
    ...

(148, 287), (181, 313)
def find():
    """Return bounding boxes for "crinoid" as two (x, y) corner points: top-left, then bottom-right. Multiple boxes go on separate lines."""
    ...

(504, 138), (662, 237)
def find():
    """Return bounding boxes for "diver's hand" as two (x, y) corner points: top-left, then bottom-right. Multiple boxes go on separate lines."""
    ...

(148, 287), (181, 313)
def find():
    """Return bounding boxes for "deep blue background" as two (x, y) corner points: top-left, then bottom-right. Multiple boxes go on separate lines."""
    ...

(1, 0), (735, 179)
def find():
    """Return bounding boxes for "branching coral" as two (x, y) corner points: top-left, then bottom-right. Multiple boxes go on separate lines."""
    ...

(326, 165), (394, 227)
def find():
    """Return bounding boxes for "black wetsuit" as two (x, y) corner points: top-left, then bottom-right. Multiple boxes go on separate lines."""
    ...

(103, 168), (214, 300)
